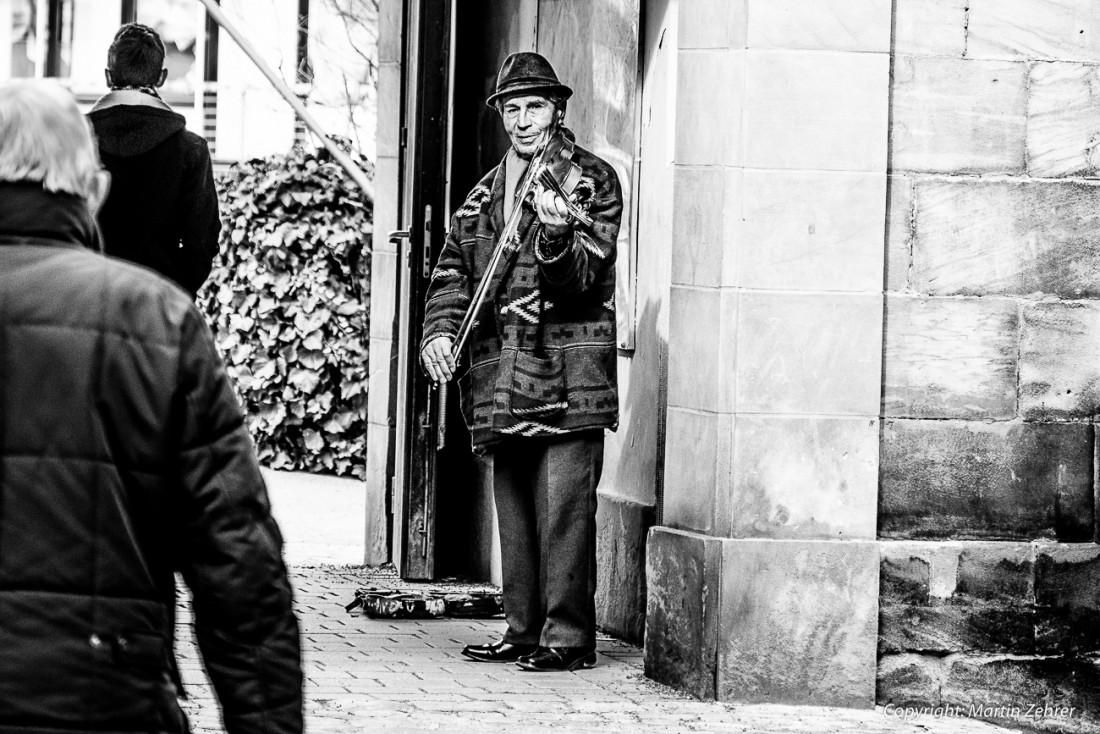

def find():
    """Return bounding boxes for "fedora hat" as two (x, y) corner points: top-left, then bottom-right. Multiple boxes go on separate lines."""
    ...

(486, 52), (573, 108)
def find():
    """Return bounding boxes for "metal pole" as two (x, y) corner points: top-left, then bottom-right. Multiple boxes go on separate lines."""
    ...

(195, 0), (374, 201)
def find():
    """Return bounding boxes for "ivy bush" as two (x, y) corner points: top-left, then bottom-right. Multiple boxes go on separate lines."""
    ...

(200, 144), (373, 479)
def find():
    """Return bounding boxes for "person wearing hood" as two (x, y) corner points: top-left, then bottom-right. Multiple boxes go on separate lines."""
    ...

(0, 79), (302, 734)
(88, 22), (220, 298)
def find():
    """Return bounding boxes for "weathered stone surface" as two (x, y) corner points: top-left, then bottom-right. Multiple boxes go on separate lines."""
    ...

(662, 409), (731, 534)
(644, 528), (722, 700)
(745, 0), (891, 53)
(955, 543), (1034, 603)
(882, 296), (1018, 420)
(877, 653), (945, 708)
(880, 552), (931, 605)
(879, 420), (1094, 540)
(942, 656), (1054, 719)
(885, 175), (913, 293)
(679, 0), (746, 50)
(738, 170), (886, 293)
(968, 0), (1100, 62)
(893, 0), (968, 57)
(1035, 545), (1100, 610)
(1035, 607), (1100, 655)
(744, 49), (889, 172)
(735, 292), (883, 416)
(595, 495), (655, 644)
(890, 58), (1027, 174)
(717, 539), (879, 707)
(942, 656), (1100, 731)
(1028, 62), (1100, 178)
(675, 50), (744, 166)
(1021, 302), (1100, 421)
(668, 287), (728, 412)
(879, 604), (1036, 655)
(911, 179), (1100, 297)
(729, 416), (878, 540)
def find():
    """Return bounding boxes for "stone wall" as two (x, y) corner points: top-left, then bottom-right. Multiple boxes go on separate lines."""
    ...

(880, 1), (1100, 728)
(646, 0), (891, 707)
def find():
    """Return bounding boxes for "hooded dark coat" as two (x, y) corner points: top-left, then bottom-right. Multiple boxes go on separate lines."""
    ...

(87, 91), (221, 297)
(0, 183), (302, 734)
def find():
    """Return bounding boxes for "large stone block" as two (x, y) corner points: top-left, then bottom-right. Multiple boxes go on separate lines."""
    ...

(366, 337), (395, 426)
(879, 604), (1036, 655)
(885, 175), (913, 293)
(735, 292), (883, 416)
(644, 527), (722, 700)
(743, 49), (889, 172)
(668, 287), (736, 413)
(363, 466), (390, 566)
(728, 416), (878, 540)
(737, 170), (886, 293)
(376, 63), (401, 158)
(595, 495), (655, 644)
(968, 0), (1100, 62)
(671, 167), (740, 288)
(368, 249), (399, 340)
(882, 296), (1019, 420)
(911, 179), (1100, 298)
(877, 653), (946, 708)
(679, 0), (746, 50)
(880, 552), (931, 605)
(890, 57), (1027, 174)
(675, 50), (744, 166)
(942, 656), (1100, 732)
(370, 156), (400, 257)
(955, 543), (1034, 603)
(745, 0), (891, 53)
(893, 0), (968, 57)
(1028, 62), (1100, 178)
(662, 409), (731, 534)
(879, 420), (1094, 541)
(378, 1), (403, 63)
(717, 539), (879, 707)
(1020, 302), (1100, 420)
(1035, 545), (1100, 611)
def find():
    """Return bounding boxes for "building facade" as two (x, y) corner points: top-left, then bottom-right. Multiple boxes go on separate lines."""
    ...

(372, 1), (1100, 731)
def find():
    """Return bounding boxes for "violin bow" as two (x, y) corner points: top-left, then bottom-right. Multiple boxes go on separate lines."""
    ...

(435, 137), (554, 450)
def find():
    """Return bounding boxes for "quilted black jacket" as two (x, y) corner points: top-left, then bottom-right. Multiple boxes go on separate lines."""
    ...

(0, 183), (302, 733)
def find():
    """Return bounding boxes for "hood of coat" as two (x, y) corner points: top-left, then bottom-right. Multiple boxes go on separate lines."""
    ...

(0, 182), (102, 252)
(88, 91), (186, 157)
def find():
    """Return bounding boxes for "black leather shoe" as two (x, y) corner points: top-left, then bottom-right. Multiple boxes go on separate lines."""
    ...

(461, 639), (538, 663)
(516, 646), (597, 672)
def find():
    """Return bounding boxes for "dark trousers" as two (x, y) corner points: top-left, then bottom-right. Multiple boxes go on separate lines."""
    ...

(491, 431), (603, 648)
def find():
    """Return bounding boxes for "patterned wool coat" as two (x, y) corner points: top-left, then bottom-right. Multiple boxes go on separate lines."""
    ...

(422, 137), (623, 450)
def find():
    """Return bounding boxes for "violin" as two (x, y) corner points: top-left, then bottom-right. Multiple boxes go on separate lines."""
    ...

(519, 126), (594, 228)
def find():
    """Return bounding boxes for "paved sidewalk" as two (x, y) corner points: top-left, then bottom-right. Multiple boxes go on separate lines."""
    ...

(175, 566), (1024, 734)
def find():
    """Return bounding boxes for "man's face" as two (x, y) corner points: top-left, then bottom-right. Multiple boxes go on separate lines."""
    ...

(500, 94), (557, 158)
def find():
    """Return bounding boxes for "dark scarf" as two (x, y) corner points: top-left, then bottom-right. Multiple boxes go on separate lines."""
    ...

(0, 181), (103, 252)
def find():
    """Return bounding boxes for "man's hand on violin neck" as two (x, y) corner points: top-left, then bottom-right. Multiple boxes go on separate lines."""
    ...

(422, 335), (456, 383)
(536, 188), (573, 238)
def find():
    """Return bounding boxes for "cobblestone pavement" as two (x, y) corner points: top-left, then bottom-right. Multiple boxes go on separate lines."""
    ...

(176, 566), (1022, 734)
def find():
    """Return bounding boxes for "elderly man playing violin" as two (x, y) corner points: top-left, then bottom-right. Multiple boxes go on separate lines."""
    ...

(420, 52), (623, 672)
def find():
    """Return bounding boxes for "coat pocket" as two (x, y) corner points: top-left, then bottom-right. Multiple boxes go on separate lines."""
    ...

(507, 346), (568, 421)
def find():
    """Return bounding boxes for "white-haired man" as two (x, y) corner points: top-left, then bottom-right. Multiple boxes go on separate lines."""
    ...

(0, 80), (302, 734)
